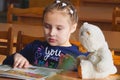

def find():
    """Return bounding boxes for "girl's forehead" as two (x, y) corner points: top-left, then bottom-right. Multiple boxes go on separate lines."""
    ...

(46, 9), (69, 16)
(44, 10), (72, 23)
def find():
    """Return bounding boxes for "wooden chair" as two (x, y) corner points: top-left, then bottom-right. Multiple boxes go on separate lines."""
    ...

(103, 31), (120, 65)
(70, 41), (120, 65)
(0, 27), (13, 64)
(7, 4), (43, 25)
(112, 7), (120, 31)
(7, 0), (80, 25)
(111, 50), (120, 65)
(0, 27), (13, 56)
(16, 30), (120, 65)
(29, 0), (80, 12)
(16, 31), (85, 53)
(16, 31), (45, 52)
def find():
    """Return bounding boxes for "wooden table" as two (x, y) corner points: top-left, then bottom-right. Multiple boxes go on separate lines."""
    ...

(0, 65), (120, 80)
(46, 65), (120, 80)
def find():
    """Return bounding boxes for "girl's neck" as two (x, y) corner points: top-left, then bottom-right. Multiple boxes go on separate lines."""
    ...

(60, 41), (72, 47)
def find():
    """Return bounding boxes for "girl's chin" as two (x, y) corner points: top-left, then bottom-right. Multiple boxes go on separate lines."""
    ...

(48, 42), (58, 46)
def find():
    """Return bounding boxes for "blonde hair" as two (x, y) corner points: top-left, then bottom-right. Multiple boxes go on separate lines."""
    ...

(43, 0), (78, 24)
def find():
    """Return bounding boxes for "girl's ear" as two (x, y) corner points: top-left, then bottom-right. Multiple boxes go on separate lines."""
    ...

(70, 23), (77, 33)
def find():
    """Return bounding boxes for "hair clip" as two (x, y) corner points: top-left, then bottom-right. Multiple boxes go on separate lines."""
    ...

(62, 3), (67, 7)
(70, 9), (74, 14)
(56, 0), (61, 3)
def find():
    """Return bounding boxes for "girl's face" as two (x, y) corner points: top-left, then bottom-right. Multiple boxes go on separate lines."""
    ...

(43, 10), (77, 46)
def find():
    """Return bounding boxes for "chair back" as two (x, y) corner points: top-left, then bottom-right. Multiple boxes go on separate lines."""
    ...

(29, 0), (80, 14)
(29, 0), (53, 8)
(16, 31), (45, 52)
(7, 0), (80, 25)
(29, 0), (80, 9)
(112, 7), (120, 31)
(0, 27), (13, 56)
(16, 30), (86, 53)
(7, 4), (43, 25)
(111, 50), (120, 65)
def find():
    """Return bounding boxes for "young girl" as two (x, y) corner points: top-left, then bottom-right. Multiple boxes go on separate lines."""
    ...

(3, 0), (88, 71)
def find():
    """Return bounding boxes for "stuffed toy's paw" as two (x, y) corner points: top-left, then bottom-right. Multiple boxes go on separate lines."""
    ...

(96, 62), (107, 72)
(77, 55), (87, 61)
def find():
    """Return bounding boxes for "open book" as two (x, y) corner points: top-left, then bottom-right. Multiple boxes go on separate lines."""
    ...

(0, 65), (62, 80)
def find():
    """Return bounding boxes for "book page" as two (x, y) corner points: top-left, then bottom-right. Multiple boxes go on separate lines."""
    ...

(0, 65), (62, 80)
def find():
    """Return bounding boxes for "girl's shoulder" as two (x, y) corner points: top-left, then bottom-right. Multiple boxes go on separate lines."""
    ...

(31, 40), (48, 45)
(67, 44), (89, 57)
(70, 42), (87, 53)
(27, 40), (49, 49)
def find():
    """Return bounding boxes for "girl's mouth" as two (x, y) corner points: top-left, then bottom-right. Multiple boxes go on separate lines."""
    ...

(48, 38), (56, 43)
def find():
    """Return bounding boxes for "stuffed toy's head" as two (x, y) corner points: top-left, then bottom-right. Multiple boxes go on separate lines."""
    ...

(79, 22), (106, 52)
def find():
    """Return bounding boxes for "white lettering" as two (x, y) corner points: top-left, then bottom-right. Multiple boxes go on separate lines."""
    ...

(44, 47), (61, 61)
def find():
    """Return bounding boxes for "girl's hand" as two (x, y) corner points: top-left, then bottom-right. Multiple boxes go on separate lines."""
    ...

(13, 53), (30, 68)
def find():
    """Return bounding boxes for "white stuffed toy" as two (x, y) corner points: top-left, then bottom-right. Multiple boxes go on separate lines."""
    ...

(79, 22), (117, 79)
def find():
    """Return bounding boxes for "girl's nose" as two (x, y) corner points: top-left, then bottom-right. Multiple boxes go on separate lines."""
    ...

(49, 28), (56, 36)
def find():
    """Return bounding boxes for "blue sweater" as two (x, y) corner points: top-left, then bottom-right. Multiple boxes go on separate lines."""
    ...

(3, 40), (88, 70)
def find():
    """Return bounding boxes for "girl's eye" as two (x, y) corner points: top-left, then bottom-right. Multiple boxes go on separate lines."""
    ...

(57, 27), (62, 30)
(44, 24), (51, 29)
(57, 26), (64, 30)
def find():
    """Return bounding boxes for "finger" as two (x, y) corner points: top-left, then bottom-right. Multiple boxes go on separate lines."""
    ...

(13, 53), (21, 68)
(23, 61), (30, 68)
(14, 59), (22, 68)
(17, 60), (25, 68)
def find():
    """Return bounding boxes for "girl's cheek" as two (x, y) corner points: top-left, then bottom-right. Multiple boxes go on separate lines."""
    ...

(44, 29), (49, 35)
